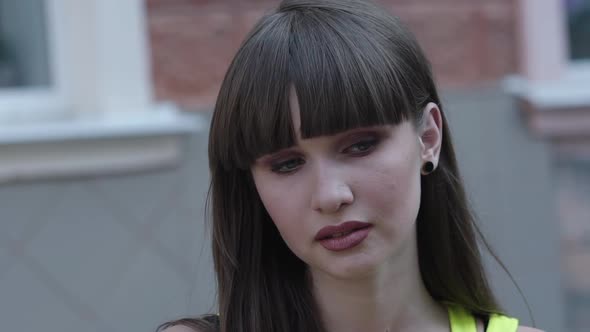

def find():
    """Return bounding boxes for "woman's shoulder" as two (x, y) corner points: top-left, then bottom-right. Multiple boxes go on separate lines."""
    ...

(160, 325), (204, 332)
(156, 315), (219, 332)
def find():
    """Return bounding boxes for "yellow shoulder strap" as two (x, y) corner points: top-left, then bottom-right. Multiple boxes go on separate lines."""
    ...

(448, 306), (519, 332)
(448, 305), (477, 332)
(487, 313), (519, 332)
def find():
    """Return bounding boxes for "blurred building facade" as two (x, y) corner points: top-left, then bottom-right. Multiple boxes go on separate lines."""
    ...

(0, 1), (586, 332)
(147, 0), (520, 107)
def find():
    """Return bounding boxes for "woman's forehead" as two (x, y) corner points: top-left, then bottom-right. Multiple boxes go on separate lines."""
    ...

(289, 86), (302, 138)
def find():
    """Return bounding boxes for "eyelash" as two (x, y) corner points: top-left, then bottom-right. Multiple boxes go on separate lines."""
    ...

(271, 158), (304, 174)
(342, 138), (378, 155)
(270, 137), (380, 174)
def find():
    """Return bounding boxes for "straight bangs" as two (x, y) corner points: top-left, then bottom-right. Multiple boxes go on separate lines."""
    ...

(210, 2), (420, 171)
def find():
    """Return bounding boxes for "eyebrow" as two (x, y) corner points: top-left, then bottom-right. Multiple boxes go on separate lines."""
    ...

(255, 147), (299, 165)
(255, 125), (388, 165)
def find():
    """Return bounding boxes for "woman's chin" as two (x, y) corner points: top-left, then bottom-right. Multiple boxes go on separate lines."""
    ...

(315, 254), (384, 281)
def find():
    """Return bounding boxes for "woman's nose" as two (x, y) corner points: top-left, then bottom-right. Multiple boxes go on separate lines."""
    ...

(309, 164), (354, 214)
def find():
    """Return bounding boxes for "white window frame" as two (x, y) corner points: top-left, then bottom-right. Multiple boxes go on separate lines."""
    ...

(564, 0), (590, 65)
(0, 0), (202, 183)
(0, 0), (68, 121)
(502, 0), (590, 163)
(505, 0), (590, 108)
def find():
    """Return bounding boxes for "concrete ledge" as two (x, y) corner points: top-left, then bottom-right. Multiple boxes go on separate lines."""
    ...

(503, 70), (590, 162)
(0, 106), (205, 184)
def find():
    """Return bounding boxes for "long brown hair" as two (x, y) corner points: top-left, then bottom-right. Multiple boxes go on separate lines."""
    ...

(206, 0), (506, 331)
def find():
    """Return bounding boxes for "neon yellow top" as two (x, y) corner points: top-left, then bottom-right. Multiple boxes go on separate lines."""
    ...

(448, 305), (519, 332)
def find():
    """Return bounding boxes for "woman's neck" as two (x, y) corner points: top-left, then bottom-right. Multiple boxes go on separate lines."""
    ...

(310, 240), (449, 332)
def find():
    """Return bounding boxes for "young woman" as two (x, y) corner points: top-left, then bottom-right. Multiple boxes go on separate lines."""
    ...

(161, 0), (545, 331)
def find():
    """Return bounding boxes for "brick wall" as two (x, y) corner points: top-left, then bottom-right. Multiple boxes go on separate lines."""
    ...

(146, 0), (518, 109)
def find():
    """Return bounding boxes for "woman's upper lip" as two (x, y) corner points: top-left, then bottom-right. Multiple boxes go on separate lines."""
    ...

(314, 221), (372, 240)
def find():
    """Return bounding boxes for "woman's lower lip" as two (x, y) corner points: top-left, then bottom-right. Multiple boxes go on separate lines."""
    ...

(318, 226), (372, 251)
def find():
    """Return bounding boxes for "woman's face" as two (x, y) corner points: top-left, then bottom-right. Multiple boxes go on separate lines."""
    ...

(251, 93), (441, 280)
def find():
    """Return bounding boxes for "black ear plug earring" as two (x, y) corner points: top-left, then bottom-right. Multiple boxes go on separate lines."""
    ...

(421, 161), (435, 175)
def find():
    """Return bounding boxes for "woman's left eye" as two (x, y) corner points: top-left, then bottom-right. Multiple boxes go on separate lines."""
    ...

(270, 157), (304, 174)
(343, 138), (379, 155)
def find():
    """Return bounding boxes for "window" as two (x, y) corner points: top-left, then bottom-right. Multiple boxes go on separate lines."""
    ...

(0, 0), (66, 122)
(566, 0), (590, 60)
(0, 0), (51, 88)
(0, 0), (199, 182)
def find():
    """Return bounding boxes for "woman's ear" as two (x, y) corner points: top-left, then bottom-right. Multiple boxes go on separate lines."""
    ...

(418, 102), (443, 170)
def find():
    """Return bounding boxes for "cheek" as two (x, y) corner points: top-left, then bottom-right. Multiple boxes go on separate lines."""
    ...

(362, 153), (422, 225)
(253, 175), (307, 245)
(259, 190), (310, 258)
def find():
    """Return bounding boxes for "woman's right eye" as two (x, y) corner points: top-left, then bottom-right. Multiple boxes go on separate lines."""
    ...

(271, 158), (304, 174)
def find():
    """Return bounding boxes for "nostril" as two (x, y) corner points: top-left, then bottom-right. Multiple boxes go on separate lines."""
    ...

(311, 187), (354, 213)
